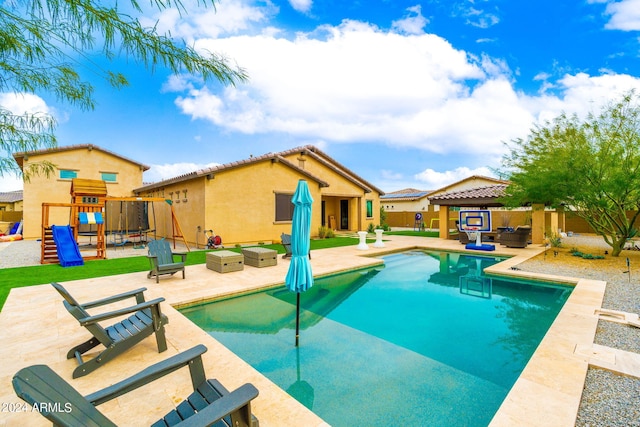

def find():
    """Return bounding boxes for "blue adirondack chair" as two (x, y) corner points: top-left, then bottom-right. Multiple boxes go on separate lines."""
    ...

(51, 282), (169, 378)
(147, 239), (187, 283)
(13, 345), (260, 427)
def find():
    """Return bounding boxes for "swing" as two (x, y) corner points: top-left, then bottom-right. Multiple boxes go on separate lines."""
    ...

(104, 197), (189, 251)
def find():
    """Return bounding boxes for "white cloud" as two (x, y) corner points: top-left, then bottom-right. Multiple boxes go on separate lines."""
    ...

(174, 88), (225, 124)
(529, 72), (640, 123)
(161, 75), (200, 93)
(160, 7), (640, 167)
(0, 175), (24, 192)
(0, 92), (54, 116)
(414, 166), (496, 189)
(0, 93), (57, 192)
(184, 21), (510, 151)
(139, 0), (276, 41)
(289, 0), (312, 14)
(392, 5), (429, 35)
(144, 162), (221, 183)
(455, 2), (500, 29)
(466, 11), (499, 29)
(603, 0), (640, 31)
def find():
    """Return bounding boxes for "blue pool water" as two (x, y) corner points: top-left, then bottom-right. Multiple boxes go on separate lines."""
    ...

(180, 250), (572, 426)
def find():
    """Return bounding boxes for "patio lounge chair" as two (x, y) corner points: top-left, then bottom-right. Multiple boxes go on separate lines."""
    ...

(281, 233), (293, 258)
(12, 344), (260, 427)
(51, 282), (168, 378)
(499, 226), (531, 248)
(147, 238), (187, 283)
(280, 233), (311, 259)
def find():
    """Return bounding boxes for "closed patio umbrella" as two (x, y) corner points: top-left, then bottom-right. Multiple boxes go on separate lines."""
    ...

(285, 179), (314, 346)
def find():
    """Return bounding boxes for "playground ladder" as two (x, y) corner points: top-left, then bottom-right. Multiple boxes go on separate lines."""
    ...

(41, 203), (106, 264)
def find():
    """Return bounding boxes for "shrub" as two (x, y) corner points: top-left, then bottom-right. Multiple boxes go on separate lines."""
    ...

(367, 223), (375, 233)
(572, 251), (604, 260)
(547, 233), (562, 247)
(318, 226), (328, 239)
(326, 229), (335, 238)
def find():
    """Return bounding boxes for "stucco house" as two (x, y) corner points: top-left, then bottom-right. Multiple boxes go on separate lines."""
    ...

(134, 145), (384, 246)
(380, 188), (432, 212)
(0, 190), (23, 235)
(0, 190), (23, 212)
(13, 144), (149, 239)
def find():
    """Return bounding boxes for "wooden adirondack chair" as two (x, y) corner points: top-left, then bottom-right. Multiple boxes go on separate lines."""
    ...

(51, 282), (169, 378)
(147, 239), (187, 283)
(13, 344), (260, 427)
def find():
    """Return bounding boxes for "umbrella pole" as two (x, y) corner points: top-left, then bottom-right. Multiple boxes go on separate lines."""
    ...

(295, 292), (301, 347)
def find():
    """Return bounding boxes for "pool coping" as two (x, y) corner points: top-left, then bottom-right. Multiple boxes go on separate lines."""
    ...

(0, 235), (604, 426)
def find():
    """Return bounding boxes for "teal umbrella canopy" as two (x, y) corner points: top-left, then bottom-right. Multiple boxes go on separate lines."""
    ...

(285, 179), (314, 293)
(285, 179), (314, 346)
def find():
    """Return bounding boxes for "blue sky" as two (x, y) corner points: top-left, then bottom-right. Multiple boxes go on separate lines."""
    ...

(3, 0), (640, 192)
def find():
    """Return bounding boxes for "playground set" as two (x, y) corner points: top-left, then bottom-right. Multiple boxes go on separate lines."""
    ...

(40, 179), (189, 266)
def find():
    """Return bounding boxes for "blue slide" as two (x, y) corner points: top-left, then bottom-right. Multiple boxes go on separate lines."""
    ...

(51, 225), (84, 267)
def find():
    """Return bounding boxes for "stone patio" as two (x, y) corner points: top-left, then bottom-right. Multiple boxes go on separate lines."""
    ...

(0, 235), (608, 426)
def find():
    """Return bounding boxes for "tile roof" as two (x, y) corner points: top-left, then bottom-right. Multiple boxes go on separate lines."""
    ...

(428, 184), (508, 202)
(135, 151), (328, 191)
(295, 146), (384, 195)
(135, 145), (384, 195)
(0, 190), (23, 203)
(12, 144), (150, 171)
(429, 175), (510, 195)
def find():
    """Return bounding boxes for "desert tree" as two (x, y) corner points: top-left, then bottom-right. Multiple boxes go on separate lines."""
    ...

(502, 91), (640, 256)
(0, 0), (247, 180)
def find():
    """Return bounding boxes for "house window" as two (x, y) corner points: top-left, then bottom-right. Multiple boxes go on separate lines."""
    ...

(275, 193), (294, 221)
(366, 200), (373, 218)
(59, 169), (77, 179)
(101, 172), (117, 182)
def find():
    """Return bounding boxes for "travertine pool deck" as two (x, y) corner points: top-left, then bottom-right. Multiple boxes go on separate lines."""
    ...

(0, 235), (609, 426)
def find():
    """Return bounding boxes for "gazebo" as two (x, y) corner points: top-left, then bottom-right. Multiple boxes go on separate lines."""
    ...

(428, 184), (564, 245)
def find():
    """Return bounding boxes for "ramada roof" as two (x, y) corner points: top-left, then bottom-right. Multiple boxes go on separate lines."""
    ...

(12, 144), (150, 171)
(136, 145), (384, 195)
(0, 190), (23, 203)
(428, 184), (509, 207)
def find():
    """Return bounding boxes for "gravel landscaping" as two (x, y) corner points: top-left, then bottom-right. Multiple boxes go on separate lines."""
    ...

(516, 234), (640, 427)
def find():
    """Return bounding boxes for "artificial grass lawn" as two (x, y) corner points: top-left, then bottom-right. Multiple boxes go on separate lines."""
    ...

(0, 236), (378, 311)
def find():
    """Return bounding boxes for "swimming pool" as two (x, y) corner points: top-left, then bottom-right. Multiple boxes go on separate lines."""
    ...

(180, 250), (572, 426)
